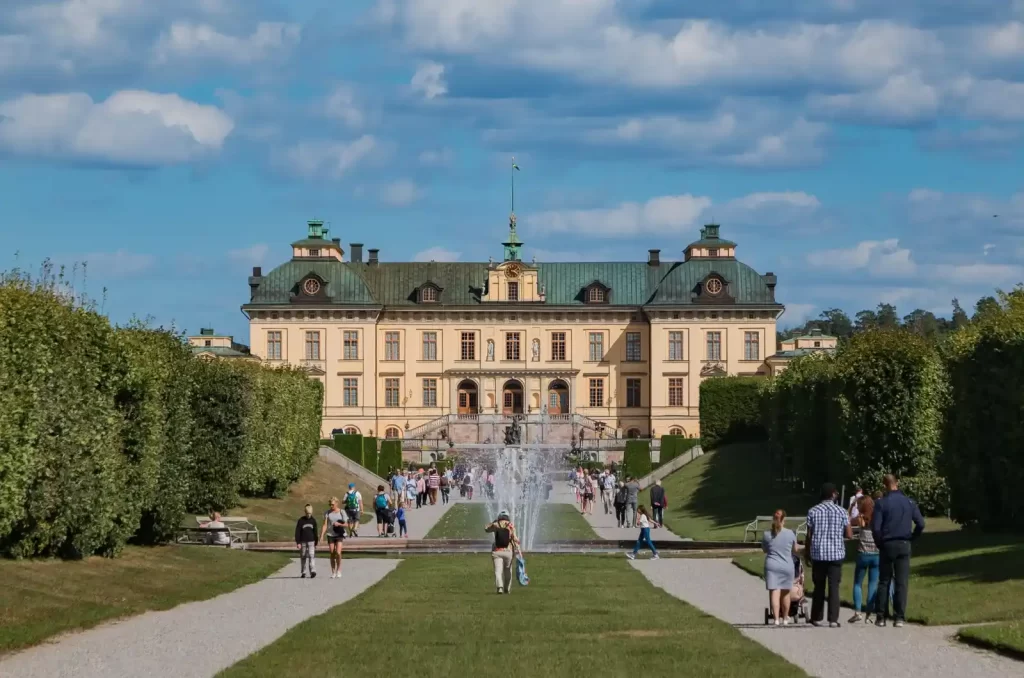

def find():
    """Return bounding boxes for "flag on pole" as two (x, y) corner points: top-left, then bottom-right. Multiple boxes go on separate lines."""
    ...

(512, 161), (520, 171)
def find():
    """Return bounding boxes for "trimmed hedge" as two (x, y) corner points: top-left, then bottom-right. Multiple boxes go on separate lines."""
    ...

(379, 440), (403, 478)
(361, 436), (379, 476)
(699, 376), (766, 448)
(0, 271), (323, 558)
(334, 434), (364, 466)
(941, 292), (1024, 528)
(762, 330), (948, 513)
(623, 440), (652, 479)
(658, 436), (700, 465)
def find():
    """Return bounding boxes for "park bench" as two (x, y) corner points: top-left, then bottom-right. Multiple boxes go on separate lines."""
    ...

(177, 525), (234, 547)
(190, 516), (261, 543)
(743, 515), (807, 543)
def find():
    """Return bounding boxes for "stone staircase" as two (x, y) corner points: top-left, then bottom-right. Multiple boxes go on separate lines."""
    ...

(403, 413), (620, 449)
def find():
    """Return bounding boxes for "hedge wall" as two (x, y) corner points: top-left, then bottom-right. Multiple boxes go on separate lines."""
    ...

(362, 436), (379, 476)
(699, 376), (766, 448)
(623, 440), (652, 479)
(334, 434), (364, 466)
(379, 440), (403, 478)
(941, 294), (1024, 528)
(0, 273), (323, 558)
(658, 436), (700, 465)
(762, 330), (949, 513)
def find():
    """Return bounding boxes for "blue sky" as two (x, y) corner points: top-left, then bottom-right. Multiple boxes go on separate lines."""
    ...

(2, 0), (1023, 340)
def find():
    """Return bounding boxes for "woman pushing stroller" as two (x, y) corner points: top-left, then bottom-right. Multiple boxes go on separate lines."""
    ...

(762, 509), (803, 625)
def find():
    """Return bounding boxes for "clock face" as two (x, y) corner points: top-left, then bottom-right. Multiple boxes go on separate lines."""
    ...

(705, 278), (723, 295)
(505, 263), (521, 279)
(303, 278), (321, 295)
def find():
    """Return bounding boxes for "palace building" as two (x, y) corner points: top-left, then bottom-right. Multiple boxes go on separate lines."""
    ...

(242, 217), (784, 445)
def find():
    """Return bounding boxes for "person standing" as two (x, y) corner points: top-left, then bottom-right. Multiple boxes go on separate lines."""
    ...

(391, 471), (407, 508)
(439, 472), (450, 505)
(318, 497), (346, 579)
(625, 476), (641, 528)
(416, 472), (427, 509)
(805, 482), (853, 627)
(613, 481), (628, 528)
(601, 471), (615, 514)
(343, 483), (362, 537)
(849, 495), (880, 624)
(848, 485), (864, 522)
(649, 480), (666, 528)
(397, 504), (408, 537)
(485, 510), (522, 594)
(872, 474), (925, 628)
(294, 504), (318, 579)
(625, 506), (659, 560)
(762, 509), (798, 625)
(427, 469), (440, 505)
(374, 485), (392, 537)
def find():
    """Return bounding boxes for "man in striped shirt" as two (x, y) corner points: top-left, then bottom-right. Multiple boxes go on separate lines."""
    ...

(427, 469), (441, 505)
(485, 510), (522, 594)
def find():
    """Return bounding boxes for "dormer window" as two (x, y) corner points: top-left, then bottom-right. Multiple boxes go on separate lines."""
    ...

(508, 282), (519, 301)
(708, 248), (719, 257)
(588, 287), (605, 303)
(422, 287), (437, 303)
(309, 248), (320, 257)
(705, 278), (723, 295)
(416, 282), (444, 304)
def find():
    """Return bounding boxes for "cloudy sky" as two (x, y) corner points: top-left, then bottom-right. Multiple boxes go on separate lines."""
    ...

(2, 0), (1023, 339)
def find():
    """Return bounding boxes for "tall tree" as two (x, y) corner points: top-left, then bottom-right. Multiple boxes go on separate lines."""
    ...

(818, 308), (854, 339)
(855, 309), (878, 332)
(973, 295), (1001, 322)
(951, 298), (970, 330)
(876, 303), (899, 328)
(902, 308), (941, 340)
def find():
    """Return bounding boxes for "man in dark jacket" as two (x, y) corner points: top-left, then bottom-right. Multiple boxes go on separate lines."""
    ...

(871, 475), (925, 627)
(649, 480), (666, 527)
(295, 504), (319, 579)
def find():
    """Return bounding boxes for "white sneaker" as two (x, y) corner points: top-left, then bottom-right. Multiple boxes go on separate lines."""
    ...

(625, 553), (635, 560)
(652, 554), (660, 560)
(330, 573), (336, 579)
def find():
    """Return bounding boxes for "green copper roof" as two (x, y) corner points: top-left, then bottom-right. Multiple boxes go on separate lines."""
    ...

(250, 261), (377, 305)
(290, 238), (340, 249)
(686, 238), (737, 249)
(786, 333), (837, 341)
(192, 346), (251, 358)
(534, 262), (655, 305)
(354, 262), (488, 305)
(646, 259), (776, 305)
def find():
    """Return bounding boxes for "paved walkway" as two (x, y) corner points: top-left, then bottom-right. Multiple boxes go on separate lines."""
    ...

(347, 493), (457, 541)
(0, 558), (399, 678)
(632, 558), (1019, 678)
(550, 481), (686, 541)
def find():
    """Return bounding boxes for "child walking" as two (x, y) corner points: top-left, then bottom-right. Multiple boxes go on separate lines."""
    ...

(397, 505), (408, 537)
(295, 504), (318, 578)
(626, 505), (659, 560)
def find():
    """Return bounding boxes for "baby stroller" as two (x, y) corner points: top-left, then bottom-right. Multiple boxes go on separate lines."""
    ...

(385, 508), (397, 536)
(764, 554), (808, 625)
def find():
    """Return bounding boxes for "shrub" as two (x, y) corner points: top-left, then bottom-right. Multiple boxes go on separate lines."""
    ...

(379, 440), (403, 477)
(699, 376), (766, 448)
(658, 436), (700, 465)
(188, 359), (248, 513)
(623, 440), (652, 479)
(334, 434), (364, 466)
(362, 436), (379, 476)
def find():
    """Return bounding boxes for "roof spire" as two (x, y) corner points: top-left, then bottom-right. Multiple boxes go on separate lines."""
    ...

(504, 157), (523, 262)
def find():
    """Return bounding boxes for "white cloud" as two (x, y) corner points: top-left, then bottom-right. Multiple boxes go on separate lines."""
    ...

(947, 77), (1024, 122)
(227, 244), (269, 267)
(411, 61), (448, 99)
(806, 239), (917, 277)
(77, 249), (155, 278)
(281, 135), (378, 180)
(380, 179), (424, 206)
(808, 71), (940, 123)
(527, 194), (712, 237)
(928, 262), (1024, 286)
(729, 118), (828, 168)
(413, 246), (461, 262)
(725, 191), (821, 211)
(153, 21), (301, 65)
(906, 188), (1024, 230)
(14, 0), (141, 49)
(0, 90), (233, 165)
(977, 21), (1024, 59)
(419, 147), (455, 166)
(324, 85), (364, 128)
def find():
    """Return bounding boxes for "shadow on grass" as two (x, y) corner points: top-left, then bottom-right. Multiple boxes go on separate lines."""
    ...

(915, 544), (1024, 584)
(687, 444), (812, 534)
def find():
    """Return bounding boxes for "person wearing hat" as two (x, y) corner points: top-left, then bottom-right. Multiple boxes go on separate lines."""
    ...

(485, 510), (522, 594)
(343, 482), (363, 538)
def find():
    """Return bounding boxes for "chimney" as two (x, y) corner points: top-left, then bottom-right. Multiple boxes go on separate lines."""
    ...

(368, 248), (379, 266)
(249, 266), (263, 301)
(200, 328), (214, 336)
(351, 243), (363, 263)
(332, 237), (341, 246)
(764, 272), (777, 301)
(648, 249), (661, 266)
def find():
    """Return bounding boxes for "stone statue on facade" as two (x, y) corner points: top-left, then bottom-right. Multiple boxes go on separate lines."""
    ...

(486, 339), (494, 361)
(531, 338), (540, 361)
(503, 416), (522, 446)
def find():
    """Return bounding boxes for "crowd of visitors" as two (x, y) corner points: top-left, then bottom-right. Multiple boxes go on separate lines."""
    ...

(761, 474), (926, 628)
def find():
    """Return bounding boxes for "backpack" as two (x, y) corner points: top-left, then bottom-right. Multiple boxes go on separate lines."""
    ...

(493, 521), (512, 549)
(375, 494), (388, 509)
(345, 492), (359, 510)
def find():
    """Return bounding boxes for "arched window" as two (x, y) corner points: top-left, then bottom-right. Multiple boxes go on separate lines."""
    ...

(385, 427), (401, 439)
(343, 426), (359, 435)
(588, 287), (605, 303)
(626, 428), (641, 439)
(668, 427), (684, 436)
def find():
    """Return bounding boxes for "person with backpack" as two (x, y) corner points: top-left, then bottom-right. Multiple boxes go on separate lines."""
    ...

(294, 504), (318, 579)
(485, 510), (522, 594)
(613, 481), (628, 528)
(439, 472), (451, 505)
(343, 483), (362, 537)
(373, 485), (392, 537)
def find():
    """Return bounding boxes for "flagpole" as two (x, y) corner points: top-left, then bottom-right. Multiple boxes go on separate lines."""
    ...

(511, 156), (515, 215)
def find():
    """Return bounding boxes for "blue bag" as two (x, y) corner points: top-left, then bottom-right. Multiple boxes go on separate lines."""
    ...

(516, 555), (530, 586)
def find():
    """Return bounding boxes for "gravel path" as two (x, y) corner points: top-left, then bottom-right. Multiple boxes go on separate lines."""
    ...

(632, 558), (1019, 678)
(0, 558), (399, 678)
(549, 481), (686, 541)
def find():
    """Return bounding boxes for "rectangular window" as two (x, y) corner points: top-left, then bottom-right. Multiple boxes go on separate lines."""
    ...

(507, 281), (519, 301)
(422, 331), (437, 361)
(343, 378), (358, 407)
(266, 331), (282, 360)
(384, 378), (400, 407)
(384, 331), (401, 361)
(343, 330), (359, 360)
(744, 331), (760, 361)
(460, 332), (476, 360)
(588, 332), (604, 361)
(309, 248), (320, 257)
(668, 378), (685, 407)
(668, 331), (683, 361)
(422, 378), (437, 407)
(304, 331), (320, 360)
(626, 332), (642, 361)
(706, 331), (722, 361)
(588, 378), (604, 408)
(551, 332), (566, 361)
(505, 332), (521, 360)
(626, 378), (641, 408)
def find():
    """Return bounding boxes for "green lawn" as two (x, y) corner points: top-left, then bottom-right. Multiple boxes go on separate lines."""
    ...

(425, 503), (598, 541)
(958, 621), (1024, 659)
(219, 556), (802, 678)
(0, 547), (288, 654)
(233, 457), (376, 542)
(733, 528), (1024, 625)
